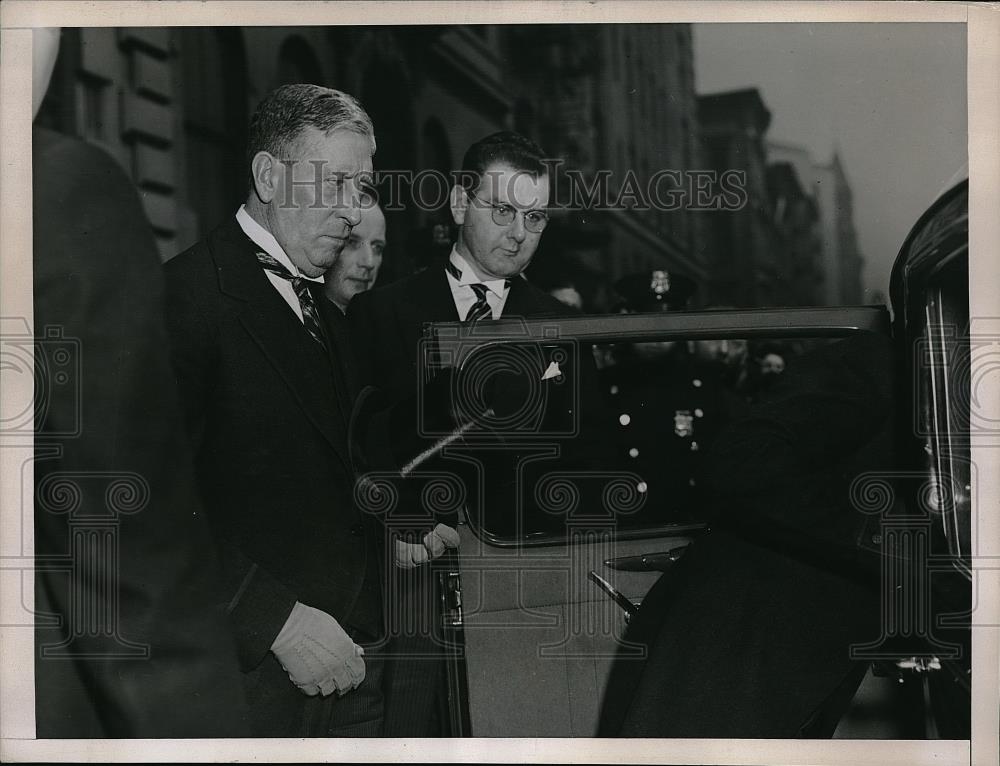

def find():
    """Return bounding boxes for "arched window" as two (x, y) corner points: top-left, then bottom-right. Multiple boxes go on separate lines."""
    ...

(180, 28), (248, 242)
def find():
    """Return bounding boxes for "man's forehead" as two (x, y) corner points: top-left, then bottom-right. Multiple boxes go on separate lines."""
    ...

(478, 163), (550, 208)
(291, 126), (373, 171)
(353, 207), (386, 238)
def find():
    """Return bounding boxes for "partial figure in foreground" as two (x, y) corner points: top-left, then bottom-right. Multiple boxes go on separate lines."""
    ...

(32, 27), (248, 737)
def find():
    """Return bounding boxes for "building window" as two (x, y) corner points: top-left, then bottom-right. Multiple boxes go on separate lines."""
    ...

(181, 28), (249, 244)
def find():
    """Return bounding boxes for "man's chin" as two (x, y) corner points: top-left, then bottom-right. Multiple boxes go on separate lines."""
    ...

(486, 257), (529, 279)
(303, 253), (343, 278)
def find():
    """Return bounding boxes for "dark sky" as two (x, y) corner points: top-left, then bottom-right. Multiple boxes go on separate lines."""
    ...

(693, 22), (967, 300)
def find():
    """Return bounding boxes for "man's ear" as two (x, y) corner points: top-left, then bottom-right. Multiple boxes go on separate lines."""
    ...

(250, 151), (279, 204)
(450, 184), (468, 226)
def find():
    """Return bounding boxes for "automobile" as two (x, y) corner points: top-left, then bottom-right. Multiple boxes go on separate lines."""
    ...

(364, 178), (971, 738)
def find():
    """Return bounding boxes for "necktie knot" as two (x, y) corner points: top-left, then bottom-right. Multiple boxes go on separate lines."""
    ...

(446, 259), (512, 323)
(254, 251), (326, 348)
(256, 250), (293, 280)
(465, 283), (492, 324)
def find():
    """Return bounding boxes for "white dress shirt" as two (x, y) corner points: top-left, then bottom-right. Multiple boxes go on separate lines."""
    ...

(445, 247), (511, 321)
(235, 205), (323, 323)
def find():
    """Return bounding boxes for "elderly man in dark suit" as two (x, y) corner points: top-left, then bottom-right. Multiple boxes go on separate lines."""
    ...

(164, 84), (384, 737)
(350, 131), (596, 735)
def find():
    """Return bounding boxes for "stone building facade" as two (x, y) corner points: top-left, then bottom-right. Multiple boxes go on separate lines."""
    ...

(36, 25), (861, 309)
(36, 24), (708, 308)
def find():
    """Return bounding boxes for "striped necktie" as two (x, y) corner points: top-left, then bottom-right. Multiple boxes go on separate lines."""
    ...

(254, 251), (326, 347)
(465, 283), (493, 324)
(445, 260), (508, 324)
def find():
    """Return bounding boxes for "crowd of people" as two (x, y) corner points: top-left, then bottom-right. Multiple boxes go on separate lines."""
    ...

(35, 24), (883, 735)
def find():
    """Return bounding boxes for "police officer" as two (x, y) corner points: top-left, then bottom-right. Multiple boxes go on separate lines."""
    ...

(601, 270), (733, 526)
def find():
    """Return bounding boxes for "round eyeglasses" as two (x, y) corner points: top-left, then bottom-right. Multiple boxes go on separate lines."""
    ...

(467, 189), (549, 234)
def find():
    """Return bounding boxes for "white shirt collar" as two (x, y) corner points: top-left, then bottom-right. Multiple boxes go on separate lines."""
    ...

(447, 247), (509, 297)
(235, 205), (323, 283)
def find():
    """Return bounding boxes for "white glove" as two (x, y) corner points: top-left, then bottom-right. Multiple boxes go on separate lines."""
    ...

(270, 602), (365, 697)
(394, 523), (461, 569)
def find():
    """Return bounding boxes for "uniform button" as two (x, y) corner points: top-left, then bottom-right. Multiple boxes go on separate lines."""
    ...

(694, 408), (704, 417)
(637, 481), (648, 493)
(619, 413), (631, 426)
(350, 524), (364, 536)
(692, 378), (702, 388)
(628, 447), (639, 458)
(610, 385), (619, 395)
(690, 441), (699, 451)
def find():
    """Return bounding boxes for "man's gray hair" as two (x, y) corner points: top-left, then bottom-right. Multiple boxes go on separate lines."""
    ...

(247, 83), (376, 166)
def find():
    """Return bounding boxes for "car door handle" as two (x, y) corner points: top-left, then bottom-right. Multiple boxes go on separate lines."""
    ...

(603, 544), (690, 572)
(588, 570), (640, 621)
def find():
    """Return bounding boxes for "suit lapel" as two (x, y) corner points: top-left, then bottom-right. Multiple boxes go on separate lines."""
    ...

(314, 292), (357, 422)
(396, 266), (461, 368)
(501, 275), (546, 319)
(500, 275), (572, 382)
(212, 220), (352, 471)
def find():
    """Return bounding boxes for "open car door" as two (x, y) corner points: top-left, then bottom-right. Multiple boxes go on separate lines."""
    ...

(424, 306), (892, 736)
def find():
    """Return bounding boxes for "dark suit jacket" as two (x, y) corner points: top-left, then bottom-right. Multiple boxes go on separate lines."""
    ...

(163, 217), (381, 674)
(348, 263), (600, 735)
(349, 264), (607, 539)
(598, 528), (877, 738)
(32, 127), (248, 737)
(349, 263), (573, 390)
(599, 335), (891, 737)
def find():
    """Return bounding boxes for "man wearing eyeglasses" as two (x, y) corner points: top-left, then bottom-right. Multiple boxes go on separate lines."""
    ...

(349, 131), (581, 735)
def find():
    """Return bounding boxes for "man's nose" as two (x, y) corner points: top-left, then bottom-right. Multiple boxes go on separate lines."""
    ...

(357, 245), (377, 268)
(509, 213), (527, 242)
(340, 189), (363, 227)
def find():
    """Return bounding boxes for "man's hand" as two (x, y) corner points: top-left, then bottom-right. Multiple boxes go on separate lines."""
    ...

(270, 602), (365, 697)
(394, 523), (461, 569)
